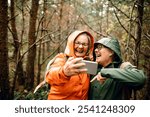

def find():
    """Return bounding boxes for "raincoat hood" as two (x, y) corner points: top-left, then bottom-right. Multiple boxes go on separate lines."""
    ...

(94, 37), (122, 63)
(64, 30), (94, 58)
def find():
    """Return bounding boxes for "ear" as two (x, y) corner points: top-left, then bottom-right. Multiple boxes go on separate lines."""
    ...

(109, 54), (113, 57)
(109, 52), (114, 57)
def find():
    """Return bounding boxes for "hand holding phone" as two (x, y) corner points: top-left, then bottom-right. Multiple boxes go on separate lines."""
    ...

(63, 57), (87, 76)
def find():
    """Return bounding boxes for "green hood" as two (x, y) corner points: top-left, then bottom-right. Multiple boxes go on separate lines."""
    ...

(94, 37), (122, 64)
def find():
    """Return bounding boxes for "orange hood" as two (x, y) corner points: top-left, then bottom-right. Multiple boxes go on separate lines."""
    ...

(64, 30), (94, 58)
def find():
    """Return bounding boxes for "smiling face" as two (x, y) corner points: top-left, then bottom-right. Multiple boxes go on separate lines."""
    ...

(74, 34), (89, 57)
(94, 44), (114, 67)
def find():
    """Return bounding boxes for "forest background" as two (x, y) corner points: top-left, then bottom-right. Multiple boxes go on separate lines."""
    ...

(0, 0), (149, 100)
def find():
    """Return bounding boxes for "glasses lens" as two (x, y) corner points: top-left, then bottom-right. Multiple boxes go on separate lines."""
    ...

(75, 42), (88, 47)
(96, 44), (103, 50)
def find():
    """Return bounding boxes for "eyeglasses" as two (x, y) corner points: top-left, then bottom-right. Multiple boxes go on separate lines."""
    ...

(96, 44), (104, 50)
(75, 41), (88, 47)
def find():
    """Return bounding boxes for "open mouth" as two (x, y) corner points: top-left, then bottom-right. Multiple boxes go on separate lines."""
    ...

(96, 54), (101, 57)
(75, 49), (84, 53)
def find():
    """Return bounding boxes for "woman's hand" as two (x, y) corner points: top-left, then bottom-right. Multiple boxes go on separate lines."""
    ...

(90, 72), (106, 84)
(63, 57), (87, 76)
(96, 72), (106, 84)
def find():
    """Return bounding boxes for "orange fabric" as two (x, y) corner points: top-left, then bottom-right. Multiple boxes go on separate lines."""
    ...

(46, 30), (94, 100)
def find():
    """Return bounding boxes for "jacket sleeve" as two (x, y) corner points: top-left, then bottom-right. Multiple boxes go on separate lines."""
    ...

(45, 54), (70, 85)
(100, 65), (146, 88)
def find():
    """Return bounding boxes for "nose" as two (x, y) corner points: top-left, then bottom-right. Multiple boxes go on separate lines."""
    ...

(94, 48), (99, 55)
(95, 48), (98, 52)
(78, 44), (84, 48)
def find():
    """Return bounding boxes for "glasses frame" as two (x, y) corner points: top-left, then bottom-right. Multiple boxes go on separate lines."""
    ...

(75, 41), (89, 47)
(96, 44), (105, 50)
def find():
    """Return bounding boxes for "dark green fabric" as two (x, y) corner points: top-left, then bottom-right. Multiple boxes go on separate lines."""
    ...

(89, 63), (146, 100)
(89, 37), (146, 100)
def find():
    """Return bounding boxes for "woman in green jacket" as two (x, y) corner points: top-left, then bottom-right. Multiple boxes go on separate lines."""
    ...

(89, 37), (146, 100)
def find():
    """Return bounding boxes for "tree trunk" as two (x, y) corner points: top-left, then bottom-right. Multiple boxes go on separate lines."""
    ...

(0, 0), (11, 99)
(134, 0), (144, 67)
(133, 0), (144, 99)
(10, 0), (25, 87)
(37, 0), (48, 85)
(58, 0), (64, 53)
(26, 0), (39, 91)
(143, 48), (150, 99)
(106, 1), (109, 35)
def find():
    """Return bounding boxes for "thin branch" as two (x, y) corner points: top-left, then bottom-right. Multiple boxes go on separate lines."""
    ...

(8, 14), (19, 22)
(79, 16), (107, 37)
(113, 9), (136, 40)
(18, 32), (56, 62)
(126, 1), (136, 56)
(40, 36), (67, 65)
(109, 0), (130, 19)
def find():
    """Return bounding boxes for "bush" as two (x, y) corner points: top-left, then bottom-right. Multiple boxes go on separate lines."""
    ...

(14, 84), (49, 100)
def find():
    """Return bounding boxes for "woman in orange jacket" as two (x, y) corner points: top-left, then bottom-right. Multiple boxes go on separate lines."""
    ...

(45, 30), (94, 100)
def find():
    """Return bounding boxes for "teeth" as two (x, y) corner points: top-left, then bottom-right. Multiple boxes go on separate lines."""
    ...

(96, 54), (101, 57)
(77, 50), (84, 53)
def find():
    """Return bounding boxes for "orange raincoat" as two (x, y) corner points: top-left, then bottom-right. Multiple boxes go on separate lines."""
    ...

(45, 30), (94, 100)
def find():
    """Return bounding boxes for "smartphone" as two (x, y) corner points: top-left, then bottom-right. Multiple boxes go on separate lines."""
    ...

(81, 60), (98, 75)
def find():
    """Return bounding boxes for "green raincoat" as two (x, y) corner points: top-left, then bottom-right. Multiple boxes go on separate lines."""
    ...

(89, 37), (146, 100)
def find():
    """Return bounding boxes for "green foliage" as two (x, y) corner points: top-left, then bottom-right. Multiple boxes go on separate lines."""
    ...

(14, 84), (49, 100)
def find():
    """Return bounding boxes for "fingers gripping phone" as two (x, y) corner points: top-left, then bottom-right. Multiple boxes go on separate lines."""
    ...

(81, 60), (98, 75)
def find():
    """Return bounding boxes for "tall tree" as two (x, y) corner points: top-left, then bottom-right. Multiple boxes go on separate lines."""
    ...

(134, 0), (144, 67)
(26, 0), (39, 90)
(0, 0), (11, 99)
(10, 0), (25, 91)
(37, 0), (47, 85)
(58, 0), (64, 53)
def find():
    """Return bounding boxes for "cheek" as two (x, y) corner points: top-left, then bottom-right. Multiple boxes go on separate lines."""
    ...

(84, 47), (89, 51)
(102, 52), (109, 59)
(84, 48), (89, 54)
(74, 45), (77, 50)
